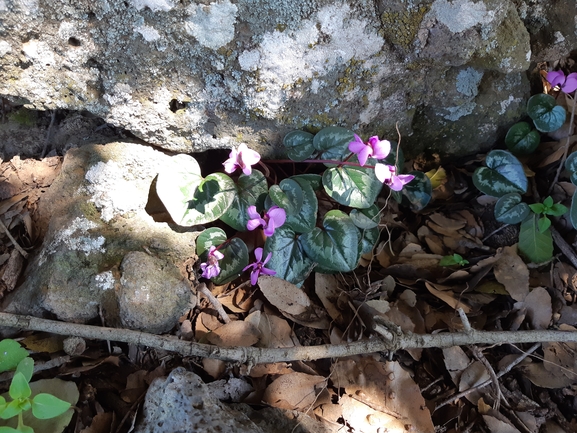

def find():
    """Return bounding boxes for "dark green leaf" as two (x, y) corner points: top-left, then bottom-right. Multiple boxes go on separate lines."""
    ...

(571, 172), (577, 186)
(322, 165), (382, 209)
(538, 216), (551, 233)
(518, 214), (553, 263)
(472, 150), (527, 197)
(565, 152), (577, 174)
(263, 227), (315, 286)
(284, 176), (318, 234)
(528, 203), (545, 214)
(312, 127), (355, 164)
(401, 171), (432, 212)
(212, 239), (249, 285)
(504, 122), (540, 155)
(268, 179), (304, 216)
(352, 205), (380, 255)
(494, 193), (530, 224)
(0, 340), (28, 373)
(283, 130), (316, 162)
(548, 203), (568, 217)
(527, 93), (566, 133)
(543, 196), (554, 208)
(196, 228), (227, 256)
(300, 210), (361, 272)
(570, 189), (577, 230)
(220, 170), (268, 231)
(290, 174), (322, 191)
(31, 394), (71, 420)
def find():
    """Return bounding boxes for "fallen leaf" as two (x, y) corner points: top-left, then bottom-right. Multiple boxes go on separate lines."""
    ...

(483, 415), (522, 433)
(206, 320), (261, 347)
(262, 372), (326, 411)
(493, 246), (529, 302)
(459, 361), (490, 404)
(523, 287), (552, 329)
(259, 276), (329, 329)
(425, 281), (472, 313)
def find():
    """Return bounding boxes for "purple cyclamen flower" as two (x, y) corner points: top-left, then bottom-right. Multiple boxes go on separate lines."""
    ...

(243, 247), (276, 285)
(547, 70), (577, 94)
(223, 143), (261, 176)
(348, 134), (391, 167)
(246, 205), (286, 236)
(200, 246), (224, 279)
(374, 163), (415, 191)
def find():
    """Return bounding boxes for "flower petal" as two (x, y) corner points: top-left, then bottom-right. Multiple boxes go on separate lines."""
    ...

(212, 250), (224, 260)
(262, 251), (273, 265)
(254, 247), (264, 262)
(547, 70), (566, 88)
(374, 163), (392, 183)
(348, 135), (366, 153)
(372, 139), (391, 160)
(247, 206), (260, 219)
(250, 269), (259, 285)
(247, 219), (263, 231)
(267, 207), (287, 228)
(357, 147), (371, 167)
(563, 73), (577, 93)
(261, 267), (276, 276)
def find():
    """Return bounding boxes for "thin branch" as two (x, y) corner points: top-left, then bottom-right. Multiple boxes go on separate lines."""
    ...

(198, 282), (231, 324)
(435, 343), (540, 410)
(0, 219), (28, 258)
(551, 226), (577, 269)
(0, 313), (573, 365)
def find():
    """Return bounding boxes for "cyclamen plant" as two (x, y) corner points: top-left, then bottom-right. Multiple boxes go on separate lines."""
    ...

(155, 127), (431, 286)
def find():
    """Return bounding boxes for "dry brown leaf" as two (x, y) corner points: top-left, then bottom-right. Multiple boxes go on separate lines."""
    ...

(375, 241), (393, 268)
(79, 412), (113, 433)
(21, 333), (65, 353)
(523, 287), (552, 329)
(331, 357), (434, 432)
(425, 281), (472, 313)
(459, 361), (491, 404)
(428, 213), (466, 231)
(443, 346), (471, 386)
(483, 415), (522, 433)
(520, 362), (576, 389)
(257, 312), (298, 348)
(248, 363), (294, 378)
(262, 372), (326, 411)
(259, 276), (329, 329)
(493, 246), (529, 302)
(315, 273), (345, 322)
(218, 285), (254, 313)
(205, 320), (261, 347)
(339, 394), (406, 433)
(202, 358), (226, 379)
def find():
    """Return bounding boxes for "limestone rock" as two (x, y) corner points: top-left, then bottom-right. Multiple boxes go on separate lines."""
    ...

(1, 141), (198, 333)
(0, 0), (572, 158)
(133, 368), (265, 433)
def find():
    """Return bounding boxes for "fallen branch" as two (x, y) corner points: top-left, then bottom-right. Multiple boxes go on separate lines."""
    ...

(1, 312), (577, 364)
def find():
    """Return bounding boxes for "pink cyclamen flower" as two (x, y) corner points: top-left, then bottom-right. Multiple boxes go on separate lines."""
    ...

(547, 70), (577, 94)
(246, 205), (286, 236)
(200, 246), (224, 279)
(243, 247), (276, 285)
(375, 163), (415, 191)
(348, 134), (391, 166)
(223, 143), (261, 176)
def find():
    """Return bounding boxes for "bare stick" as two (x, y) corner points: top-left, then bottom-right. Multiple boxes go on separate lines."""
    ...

(41, 109), (57, 158)
(0, 313), (570, 366)
(435, 343), (540, 410)
(0, 219), (28, 258)
(551, 226), (577, 269)
(198, 282), (231, 324)
(471, 346), (506, 411)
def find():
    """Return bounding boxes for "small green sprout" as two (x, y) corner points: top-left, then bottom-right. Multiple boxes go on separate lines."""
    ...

(439, 253), (469, 267)
(528, 196), (568, 233)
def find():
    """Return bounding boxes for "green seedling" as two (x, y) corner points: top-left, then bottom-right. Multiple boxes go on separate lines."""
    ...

(439, 253), (469, 267)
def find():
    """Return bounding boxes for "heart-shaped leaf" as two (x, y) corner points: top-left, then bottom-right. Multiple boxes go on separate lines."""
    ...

(300, 210), (361, 272)
(494, 193), (530, 224)
(220, 170), (268, 231)
(565, 151), (577, 176)
(505, 121), (540, 155)
(401, 171), (432, 212)
(268, 179), (304, 216)
(196, 228), (227, 256)
(284, 176), (318, 234)
(177, 173), (236, 226)
(352, 205), (380, 255)
(212, 238), (249, 285)
(472, 150), (527, 197)
(527, 93), (566, 133)
(322, 165), (383, 209)
(263, 227), (315, 286)
(312, 127), (355, 164)
(290, 174), (322, 191)
(283, 130), (316, 162)
(518, 214), (553, 263)
(156, 154), (203, 224)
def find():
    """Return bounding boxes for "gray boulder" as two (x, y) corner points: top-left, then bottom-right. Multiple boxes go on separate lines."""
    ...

(1, 141), (198, 334)
(0, 0), (574, 158)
